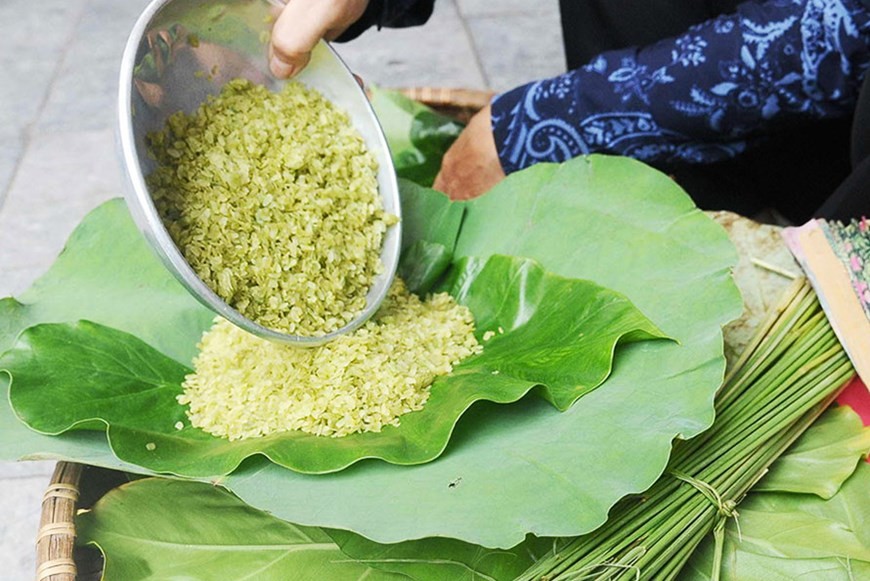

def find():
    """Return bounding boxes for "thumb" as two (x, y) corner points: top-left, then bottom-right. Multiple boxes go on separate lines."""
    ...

(269, 0), (332, 78)
(270, 1), (370, 78)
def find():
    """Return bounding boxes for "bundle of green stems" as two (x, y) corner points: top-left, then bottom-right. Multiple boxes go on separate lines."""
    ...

(518, 279), (855, 581)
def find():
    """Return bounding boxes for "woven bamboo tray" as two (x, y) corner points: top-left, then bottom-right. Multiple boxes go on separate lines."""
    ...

(396, 87), (493, 122)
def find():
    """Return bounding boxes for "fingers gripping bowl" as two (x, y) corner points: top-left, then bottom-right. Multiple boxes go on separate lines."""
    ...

(118, 0), (401, 346)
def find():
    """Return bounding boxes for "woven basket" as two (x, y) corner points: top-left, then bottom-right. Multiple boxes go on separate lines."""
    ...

(396, 87), (493, 122)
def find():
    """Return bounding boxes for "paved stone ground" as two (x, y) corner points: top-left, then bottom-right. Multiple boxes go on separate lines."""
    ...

(0, 0), (563, 577)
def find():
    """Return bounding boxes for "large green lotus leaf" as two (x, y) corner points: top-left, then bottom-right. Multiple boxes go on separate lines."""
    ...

(220, 157), (741, 547)
(440, 255), (669, 410)
(396, 179), (464, 293)
(0, 374), (141, 471)
(0, 156), (741, 547)
(0, 200), (211, 363)
(684, 552), (870, 581)
(0, 199), (208, 469)
(754, 405), (870, 499)
(76, 478), (408, 581)
(325, 530), (560, 581)
(76, 475), (556, 581)
(369, 86), (432, 157)
(77, 476), (562, 581)
(682, 462), (870, 581)
(4, 252), (665, 475)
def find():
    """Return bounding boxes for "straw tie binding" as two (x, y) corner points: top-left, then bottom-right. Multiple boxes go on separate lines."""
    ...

(671, 471), (740, 519)
(671, 471), (741, 581)
(43, 482), (80, 503)
(36, 522), (76, 542)
(36, 558), (77, 581)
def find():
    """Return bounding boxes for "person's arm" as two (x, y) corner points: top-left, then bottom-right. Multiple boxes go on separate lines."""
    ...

(437, 0), (870, 198)
(270, 0), (435, 78)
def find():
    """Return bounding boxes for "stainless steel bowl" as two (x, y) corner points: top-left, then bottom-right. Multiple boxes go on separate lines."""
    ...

(118, 0), (401, 346)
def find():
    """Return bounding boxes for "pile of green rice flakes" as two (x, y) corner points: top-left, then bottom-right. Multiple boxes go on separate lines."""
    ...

(147, 78), (395, 336)
(178, 279), (482, 439)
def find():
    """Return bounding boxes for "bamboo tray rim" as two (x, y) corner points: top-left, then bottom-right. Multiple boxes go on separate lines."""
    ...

(37, 461), (82, 581)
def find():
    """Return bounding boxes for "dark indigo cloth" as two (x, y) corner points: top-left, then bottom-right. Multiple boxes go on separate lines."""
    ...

(337, 0), (435, 42)
(818, 71), (870, 219)
(493, 0), (870, 171)
(559, 0), (744, 70)
(493, 0), (870, 220)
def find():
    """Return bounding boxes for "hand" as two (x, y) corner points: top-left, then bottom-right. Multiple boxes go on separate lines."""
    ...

(433, 105), (506, 200)
(270, 0), (370, 78)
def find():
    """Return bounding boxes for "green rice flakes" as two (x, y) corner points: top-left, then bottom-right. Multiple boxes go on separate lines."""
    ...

(147, 79), (395, 336)
(178, 279), (482, 439)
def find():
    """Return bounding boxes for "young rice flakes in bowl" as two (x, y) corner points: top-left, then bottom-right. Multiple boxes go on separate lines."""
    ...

(178, 279), (482, 439)
(147, 78), (396, 336)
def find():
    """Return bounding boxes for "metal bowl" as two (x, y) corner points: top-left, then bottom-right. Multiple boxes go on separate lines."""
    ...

(118, 0), (401, 346)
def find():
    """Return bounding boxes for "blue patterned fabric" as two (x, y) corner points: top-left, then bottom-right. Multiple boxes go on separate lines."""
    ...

(491, 0), (870, 174)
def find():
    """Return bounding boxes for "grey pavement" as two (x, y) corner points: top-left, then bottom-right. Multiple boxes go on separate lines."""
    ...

(0, 0), (563, 577)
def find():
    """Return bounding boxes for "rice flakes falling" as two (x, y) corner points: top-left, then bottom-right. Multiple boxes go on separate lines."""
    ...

(178, 280), (482, 439)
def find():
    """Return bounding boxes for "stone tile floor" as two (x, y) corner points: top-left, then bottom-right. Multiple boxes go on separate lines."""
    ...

(0, 0), (563, 577)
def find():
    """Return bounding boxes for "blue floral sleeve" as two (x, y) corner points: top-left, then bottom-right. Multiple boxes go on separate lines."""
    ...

(491, 0), (870, 173)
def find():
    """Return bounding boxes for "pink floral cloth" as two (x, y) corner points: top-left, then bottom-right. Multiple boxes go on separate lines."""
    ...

(825, 217), (870, 315)
(821, 218), (870, 443)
